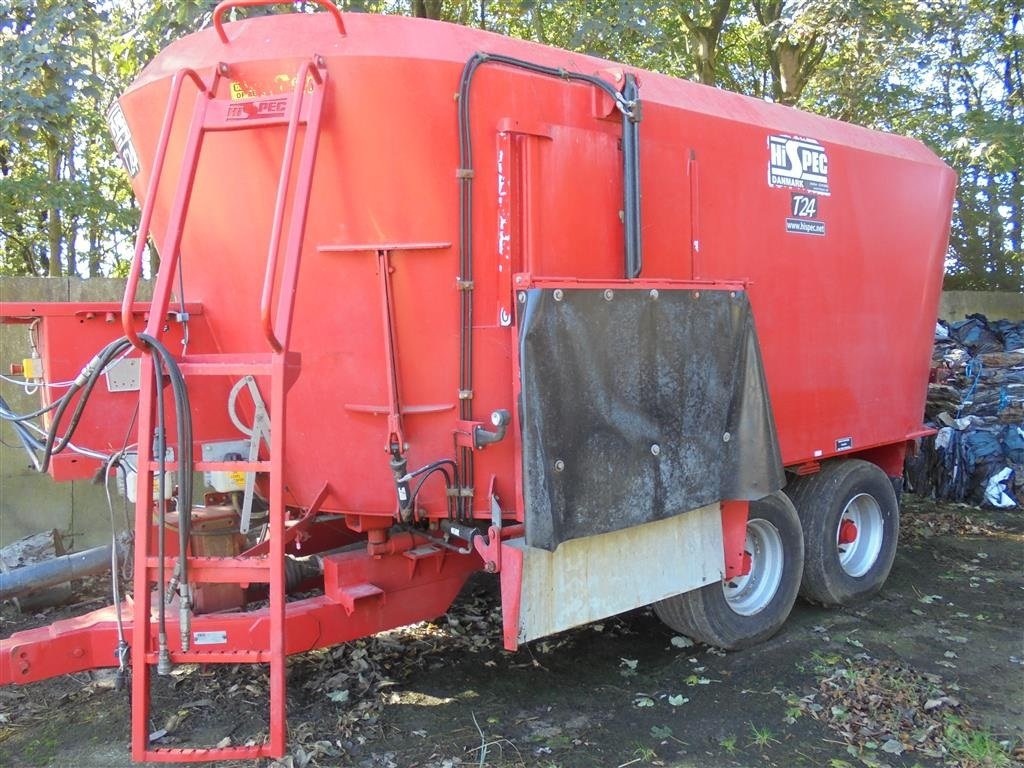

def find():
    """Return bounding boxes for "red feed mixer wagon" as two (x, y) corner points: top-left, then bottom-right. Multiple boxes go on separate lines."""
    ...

(0, 1), (955, 761)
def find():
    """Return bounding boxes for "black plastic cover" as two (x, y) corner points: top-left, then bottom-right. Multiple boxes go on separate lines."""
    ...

(518, 287), (784, 551)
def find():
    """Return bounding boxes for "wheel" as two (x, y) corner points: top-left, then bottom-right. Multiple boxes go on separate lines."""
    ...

(653, 492), (804, 650)
(787, 459), (899, 606)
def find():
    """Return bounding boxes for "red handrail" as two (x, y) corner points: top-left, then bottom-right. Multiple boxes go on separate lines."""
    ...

(259, 59), (325, 352)
(121, 69), (212, 352)
(212, 0), (346, 43)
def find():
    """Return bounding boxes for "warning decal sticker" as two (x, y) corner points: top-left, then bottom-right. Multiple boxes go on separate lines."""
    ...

(768, 135), (830, 196)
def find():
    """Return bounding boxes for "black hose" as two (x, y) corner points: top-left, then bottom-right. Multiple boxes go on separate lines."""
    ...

(4, 332), (195, 660)
(0, 393), (63, 422)
(38, 338), (133, 471)
(403, 459), (457, 517)
(0, 396), (45, 451)
(140, 334), (193, 621)
(4, 333), (195, 639)
(152, 350), (169, 660)
(410, 465), (452, 510)
(455, 51), (641, 519)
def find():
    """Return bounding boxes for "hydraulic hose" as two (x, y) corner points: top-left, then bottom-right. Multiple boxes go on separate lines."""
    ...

(139, 334), (194, 651)
(1, 332), (195, 655)
(152, 351), (171, 674)
(455, 51), (642, 517)
(37, 338), (133, 471)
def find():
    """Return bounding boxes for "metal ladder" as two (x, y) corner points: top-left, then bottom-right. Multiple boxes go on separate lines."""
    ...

(119, 55), (328, 762)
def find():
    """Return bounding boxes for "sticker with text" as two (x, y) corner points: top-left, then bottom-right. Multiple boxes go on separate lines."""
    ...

(768, 135), (830, 196)
(786, 193), (826, 236)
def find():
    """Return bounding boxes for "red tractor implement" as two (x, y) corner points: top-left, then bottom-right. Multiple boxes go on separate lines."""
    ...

(0, 1), (955, 761)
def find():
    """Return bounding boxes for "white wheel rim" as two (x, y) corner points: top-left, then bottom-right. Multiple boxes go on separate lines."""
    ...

(836, 493), (884, 577)
(723, 519), (784, 616)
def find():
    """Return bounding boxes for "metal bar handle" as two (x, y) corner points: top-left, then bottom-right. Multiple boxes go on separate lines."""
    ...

(212, 0), (346, 43)
(122, 69), (211, 351)
(260, 59), (325, 352)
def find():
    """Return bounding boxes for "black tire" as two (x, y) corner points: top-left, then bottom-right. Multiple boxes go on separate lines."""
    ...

(787, 459), (899, 606)
(652, 492), (804, 650)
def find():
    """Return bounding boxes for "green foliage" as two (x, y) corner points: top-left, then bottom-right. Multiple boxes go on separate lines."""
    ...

(1, 0), (140, 276)
(0, 0), (1018, 287)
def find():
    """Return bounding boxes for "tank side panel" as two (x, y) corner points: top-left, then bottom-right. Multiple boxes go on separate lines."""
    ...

(665, 107), (954, 464)
(115, 13), (954, 515)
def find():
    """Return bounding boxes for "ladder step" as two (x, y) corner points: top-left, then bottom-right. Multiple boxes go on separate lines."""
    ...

(146, 556), (271, 584)
(337, 582), (384, 614)
(142, 744), (272, 762)
(128, 57), (322, 765)
(178, 353), (275, 376)
(176, 351), (300, 376)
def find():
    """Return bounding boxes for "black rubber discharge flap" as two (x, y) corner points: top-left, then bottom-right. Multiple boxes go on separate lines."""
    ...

(518, 288), (784, 551)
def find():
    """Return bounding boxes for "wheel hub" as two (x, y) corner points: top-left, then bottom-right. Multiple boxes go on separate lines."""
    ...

(836, 493), (884, 577)
(722, 519), (784, 616)
(838, 518), (858, 545)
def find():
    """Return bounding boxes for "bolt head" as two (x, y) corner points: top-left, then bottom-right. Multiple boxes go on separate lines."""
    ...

(554, 459), (565, 472)
(553, 289), (564, 301)
(723, 432), (731, 442)
(651, 444), (661, 456)
(603, 289), (614, 301)
(650, 289), (659, 299)
(518, 291), (527, 303)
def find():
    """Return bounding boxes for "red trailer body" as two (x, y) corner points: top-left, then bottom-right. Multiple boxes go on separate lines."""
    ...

(0, 4), (955, 762)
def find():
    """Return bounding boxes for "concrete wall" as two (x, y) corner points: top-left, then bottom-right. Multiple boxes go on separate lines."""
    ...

(0, 280), (1020, 550)
(940, 291), (1024, 322)
(0, 278), (152, 549)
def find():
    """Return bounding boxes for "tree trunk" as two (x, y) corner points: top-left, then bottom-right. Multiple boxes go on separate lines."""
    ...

(411, 0), (443, 19)
(45, 139), (63, 277)
(148, 240), (159, 280)
(532, 3), (546, 44)
(676, 0), (733, 87)
(694, 28), (717, 85)
(88, 226), (101, 277)
(753, 0), (827, 106)
(65, 136), (77, 277)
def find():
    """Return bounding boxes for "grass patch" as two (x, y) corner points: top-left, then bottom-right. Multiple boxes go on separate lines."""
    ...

(798, 654), (1015, 765)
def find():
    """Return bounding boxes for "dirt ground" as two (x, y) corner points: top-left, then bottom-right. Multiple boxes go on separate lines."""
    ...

(1, 496), (1021, 768)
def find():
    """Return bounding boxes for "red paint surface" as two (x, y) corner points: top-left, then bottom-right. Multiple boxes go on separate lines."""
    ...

(0, 7), (954, 759)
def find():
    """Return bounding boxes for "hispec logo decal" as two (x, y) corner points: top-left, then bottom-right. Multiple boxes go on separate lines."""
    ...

(106, 103), (140, 178)
(768, 135), (830, 196)
(226, 97), (289, 121)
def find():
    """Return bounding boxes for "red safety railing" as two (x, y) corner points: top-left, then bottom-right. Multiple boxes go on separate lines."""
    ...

(260, 58), (326, 352)
(212, 0), (346, 44)
(121, 68), (218, 351)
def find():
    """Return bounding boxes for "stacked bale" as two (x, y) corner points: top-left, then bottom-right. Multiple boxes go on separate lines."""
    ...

(905, 314), (1024, 508)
